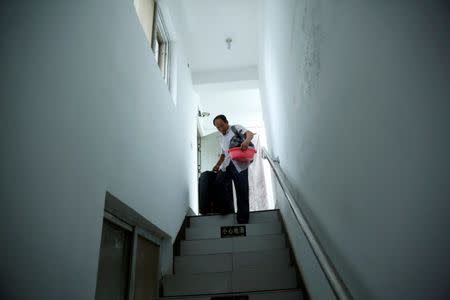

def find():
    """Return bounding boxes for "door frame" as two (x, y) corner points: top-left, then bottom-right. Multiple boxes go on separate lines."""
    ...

(97, 192), (170, 300)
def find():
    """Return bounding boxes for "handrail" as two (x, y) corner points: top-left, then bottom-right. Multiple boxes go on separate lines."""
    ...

(262, 148), (353, 300)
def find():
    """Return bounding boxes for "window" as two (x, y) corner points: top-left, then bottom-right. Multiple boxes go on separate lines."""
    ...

(134, 0), (171, 86)
(133, 0), (155, 46)
(151, 4), (171, 84)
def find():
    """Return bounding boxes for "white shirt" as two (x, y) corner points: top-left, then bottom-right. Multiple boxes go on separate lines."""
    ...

(218, 124), (251, 173)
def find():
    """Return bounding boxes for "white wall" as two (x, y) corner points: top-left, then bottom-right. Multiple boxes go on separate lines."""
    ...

(0, 1), (198, 299)
(200, 132), (221, 173)
(260, 0), (450, 299)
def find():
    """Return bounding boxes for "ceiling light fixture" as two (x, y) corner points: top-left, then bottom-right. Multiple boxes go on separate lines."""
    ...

(226, 37), (232, 50)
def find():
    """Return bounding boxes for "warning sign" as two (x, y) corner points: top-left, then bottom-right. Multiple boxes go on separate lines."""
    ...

(220, 225), (246, 238)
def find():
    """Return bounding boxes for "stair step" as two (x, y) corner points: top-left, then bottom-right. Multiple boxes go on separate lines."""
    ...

(186, 222), (282, 240)
(175, 253), (233, 274)
(180, 234), (286, 256)
(162, 267), (298, 296)
(232, 267), (297, 294)
(233, 248), (291, 270)
(163, 271), (230, 296)
(175, 248), (291, 275)
(189, 210), (279, 228)
(158, 288), (304, 300)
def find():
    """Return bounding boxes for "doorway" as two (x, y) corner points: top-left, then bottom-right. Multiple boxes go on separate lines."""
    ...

(95, 218), (132, 300)
(95, 192), (166, 300)
(197, 128), (201, 178)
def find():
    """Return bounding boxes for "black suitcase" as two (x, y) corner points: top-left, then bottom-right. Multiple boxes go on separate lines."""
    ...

(198, 171), (217, 214)
(214, 171), (234, 214)
(198, 171), (235, 215)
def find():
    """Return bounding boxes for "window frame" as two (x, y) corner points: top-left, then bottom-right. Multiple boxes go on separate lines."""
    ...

(151, 3), (171, 88)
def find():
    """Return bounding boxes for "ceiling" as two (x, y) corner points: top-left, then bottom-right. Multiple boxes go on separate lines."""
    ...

(176, 0), (260, 72)
(165, 0), (263, 137)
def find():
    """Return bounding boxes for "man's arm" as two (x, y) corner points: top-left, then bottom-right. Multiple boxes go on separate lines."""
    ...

(240, 130), (255, 150)
(213, 154), (225, 172)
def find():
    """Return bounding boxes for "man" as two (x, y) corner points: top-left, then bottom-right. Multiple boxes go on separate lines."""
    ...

(212, 115), (255, 224)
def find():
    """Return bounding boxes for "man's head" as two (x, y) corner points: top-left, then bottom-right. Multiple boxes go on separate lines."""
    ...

(213, 114), (229, 135)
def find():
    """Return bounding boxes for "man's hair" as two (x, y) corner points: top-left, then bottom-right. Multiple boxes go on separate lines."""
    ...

(213, 114), (228, 126)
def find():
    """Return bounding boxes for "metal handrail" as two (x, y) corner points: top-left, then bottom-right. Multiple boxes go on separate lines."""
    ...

(262, 148), (353, 300)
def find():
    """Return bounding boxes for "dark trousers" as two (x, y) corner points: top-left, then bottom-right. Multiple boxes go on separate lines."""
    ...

(215, 163), (249, 223)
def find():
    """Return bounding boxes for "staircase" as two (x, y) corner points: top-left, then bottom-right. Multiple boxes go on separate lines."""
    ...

(159, 210), (305, 300)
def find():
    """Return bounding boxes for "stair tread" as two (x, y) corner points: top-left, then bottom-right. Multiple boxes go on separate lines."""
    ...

(158, 288), (304, 300)
(174, 248), (292, 274)
(175, 247), (290, 259)
(183, 235), (282, 242)
(190, 209), (279, 219)
(165, 265), (295, 278)
(163, 267), (298, 296)
(189, 211), (280, 227)
(181, 233), (285, 244)
(180, 234), (286, 256)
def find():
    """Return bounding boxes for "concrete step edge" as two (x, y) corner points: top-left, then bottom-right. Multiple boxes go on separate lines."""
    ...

(189, 209), (280, 220)
(157, 288), (303, 299)
(163, 266), (296, 280)
(187, 221), (282, 231)
(181, 233), (286, 244)
(175, 247), (290, 259)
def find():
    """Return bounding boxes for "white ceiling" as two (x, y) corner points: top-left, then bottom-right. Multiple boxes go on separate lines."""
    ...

(177, 0), (260, 72)
(164, 0), (263, 137)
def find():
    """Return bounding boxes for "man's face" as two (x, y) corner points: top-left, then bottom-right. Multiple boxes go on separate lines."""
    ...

(214, 119), (229, 135)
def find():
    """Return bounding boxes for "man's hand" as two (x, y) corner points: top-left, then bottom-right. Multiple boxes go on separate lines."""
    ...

(240, 130), (254, 151)
(240, 140), (250, 151)
(213, 154), (225, 173)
